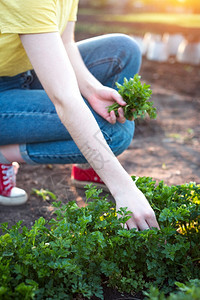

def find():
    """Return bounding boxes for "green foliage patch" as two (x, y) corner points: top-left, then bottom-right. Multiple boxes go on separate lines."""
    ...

(107, 75), (157, 120)
(146, 279), (200, 300)
(0, 178), (199, 299)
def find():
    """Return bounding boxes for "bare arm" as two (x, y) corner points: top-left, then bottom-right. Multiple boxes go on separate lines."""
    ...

(20, 32), (159, 230)
(62, 22), (127, 124)
(62, 22), (101, 100)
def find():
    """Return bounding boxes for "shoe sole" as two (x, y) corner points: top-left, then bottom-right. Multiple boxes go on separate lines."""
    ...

(0, 193), (28, 206)
(71, 178), (110, 193)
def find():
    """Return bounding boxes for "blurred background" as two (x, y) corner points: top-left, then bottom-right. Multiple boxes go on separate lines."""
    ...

(79, 0), (200, 13)
(75, 0), (200, 96)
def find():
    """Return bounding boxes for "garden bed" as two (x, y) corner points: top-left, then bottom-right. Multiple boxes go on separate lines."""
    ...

(0, 180), (199, 299)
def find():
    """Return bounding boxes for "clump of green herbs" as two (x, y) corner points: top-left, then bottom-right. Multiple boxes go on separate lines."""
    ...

(145, 279), (200, 300)
(107, 74), (156, 120)
(0, 178), (199, 299)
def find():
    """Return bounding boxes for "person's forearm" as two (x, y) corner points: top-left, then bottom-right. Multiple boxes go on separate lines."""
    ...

(60, 41), (131, 191)
(63, 39), (102, 100)
(58, 96), (158, 230)
(55, 93), (131, 195)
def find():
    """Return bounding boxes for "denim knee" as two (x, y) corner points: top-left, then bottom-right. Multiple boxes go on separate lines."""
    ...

(109, 33), (142, 83)
(109, 120), (135, 156)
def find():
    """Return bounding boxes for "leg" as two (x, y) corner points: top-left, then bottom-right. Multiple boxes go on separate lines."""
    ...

(77, 33), (142, 88)
(0, 92), (134, 165)
(0, 144), (24, 163)
(0, 34), (141, 165)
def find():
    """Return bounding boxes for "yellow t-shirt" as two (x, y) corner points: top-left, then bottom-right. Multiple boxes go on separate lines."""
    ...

(0, 0), (79, 76)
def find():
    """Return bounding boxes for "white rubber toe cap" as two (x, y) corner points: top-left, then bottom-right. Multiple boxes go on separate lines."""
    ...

(0, 187), (28, 206)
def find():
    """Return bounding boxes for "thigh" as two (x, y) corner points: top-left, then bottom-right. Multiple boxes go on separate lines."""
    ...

(0, 88), (70, 145)
(77, 33), (142, 87)
(0, 88), (116, 147)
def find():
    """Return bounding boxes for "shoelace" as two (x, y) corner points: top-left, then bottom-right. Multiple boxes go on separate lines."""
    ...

(1, 165), (15, 191)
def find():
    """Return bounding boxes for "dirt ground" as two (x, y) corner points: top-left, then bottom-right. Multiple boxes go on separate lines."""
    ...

(0, 18), (200, 230)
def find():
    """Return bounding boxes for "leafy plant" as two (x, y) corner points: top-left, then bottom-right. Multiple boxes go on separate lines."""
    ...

(0, 178), (199, 299)
(107, 74), (157, 120)
(32, 188), (57, 202)
(145, 279), (200, 300)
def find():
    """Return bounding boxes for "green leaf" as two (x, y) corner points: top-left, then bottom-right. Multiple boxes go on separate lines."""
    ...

(107, 74), (156, 120)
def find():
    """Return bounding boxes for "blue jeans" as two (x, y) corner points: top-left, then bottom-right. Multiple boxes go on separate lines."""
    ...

(0, 34), (141, 164)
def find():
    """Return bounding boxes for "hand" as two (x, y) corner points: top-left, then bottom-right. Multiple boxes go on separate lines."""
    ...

(87, 86), (128, 124)
(115, 182), (160, 231)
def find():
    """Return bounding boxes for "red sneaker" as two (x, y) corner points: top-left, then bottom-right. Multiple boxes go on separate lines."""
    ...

(0, 163), (28, 205)
(71, 165), (109, 192)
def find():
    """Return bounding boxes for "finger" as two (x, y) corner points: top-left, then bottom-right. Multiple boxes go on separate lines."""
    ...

(136, 220), (150, 231)
(106, 110), (116, 124)
(110, 110), (117, 124)
(112, 90), (126, 106)
(136, 211), (160, 230)
(117, 107), (126, 124)
(126, 217), (138, 230)
(133, 214), (152, 231)
(146, 214), (160, 230)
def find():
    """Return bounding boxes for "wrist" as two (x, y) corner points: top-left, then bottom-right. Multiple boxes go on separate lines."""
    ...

(111, 176), (137, 199)
(95, 159), (137, 197)
(80, 78), (102, 101)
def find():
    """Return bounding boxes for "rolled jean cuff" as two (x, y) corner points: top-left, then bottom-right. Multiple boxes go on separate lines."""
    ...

(19, 144), (37, 165)
(0, 151), (11, 164)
